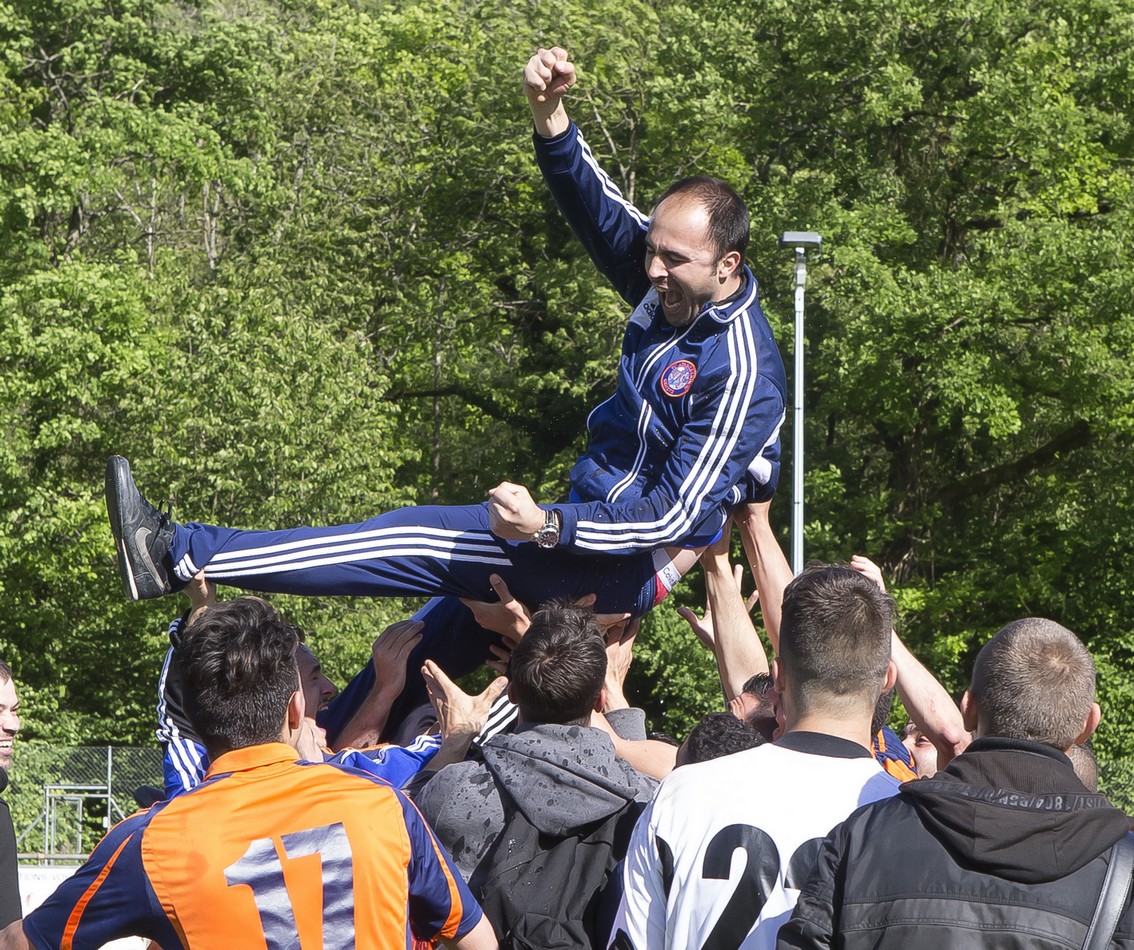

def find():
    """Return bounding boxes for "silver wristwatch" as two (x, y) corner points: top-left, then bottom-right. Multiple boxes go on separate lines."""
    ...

(532, 509), (561, 549)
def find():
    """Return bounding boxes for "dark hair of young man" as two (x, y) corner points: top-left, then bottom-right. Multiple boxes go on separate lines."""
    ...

(508, 603), (606, 725)
(871, 687), (896, 736)
(0, 661), (10, 683)
(739, 672), (778, 741)
(741, 672), (774, 701)
(778, 565), (895, 718)
(969, 617), (1095, 751)
(680, 712), (762, 767)
(655, 176), (750, 261)
(176, 597), (301, 756)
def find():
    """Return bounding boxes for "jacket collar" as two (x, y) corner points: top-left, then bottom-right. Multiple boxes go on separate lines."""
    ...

(702, 266), (759, 325)
(205, 742), (298, 779)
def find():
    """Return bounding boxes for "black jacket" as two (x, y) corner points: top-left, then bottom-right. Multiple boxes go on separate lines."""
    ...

(0, 797), (20, 929)
(778, 737), (1134, 949)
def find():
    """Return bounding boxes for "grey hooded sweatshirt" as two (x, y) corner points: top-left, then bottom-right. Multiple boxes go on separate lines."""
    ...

(415, 722), (658, 880)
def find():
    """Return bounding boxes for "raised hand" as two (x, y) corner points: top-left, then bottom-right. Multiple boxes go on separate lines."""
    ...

(850, 554), (887, 592)
(603, 617), (640, 712)
(422, 660), (508, 765)
(522, 46), (576, 138)
(184, 569), (216, 626)
(460, 573), (532, 645)
(676, 563), (756, 652)
(370, 619), (425, 696)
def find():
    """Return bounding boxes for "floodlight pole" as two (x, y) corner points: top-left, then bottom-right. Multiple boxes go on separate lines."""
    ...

(778, 231), (822, 576)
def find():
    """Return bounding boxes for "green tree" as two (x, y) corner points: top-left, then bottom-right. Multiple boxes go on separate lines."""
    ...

(1, 0), (1131, 756)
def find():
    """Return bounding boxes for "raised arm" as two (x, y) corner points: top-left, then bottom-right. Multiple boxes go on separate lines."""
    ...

(591, 619), (676, 779)
(333, 620), (423, 750)
(888, 632), (970, 767)
(734, 501), (793, 653)
(849, 555), (969, 767)
(420, 660), (508, 771)
(184, 570), (216, 625)
(523, 45), (575, 139)
(678, 527), (768, 703)
(590, 711), (676, 780)
(524, 46), (652, 304)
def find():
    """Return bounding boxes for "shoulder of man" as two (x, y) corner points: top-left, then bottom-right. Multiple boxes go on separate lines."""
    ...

(415, 759), (496, 819)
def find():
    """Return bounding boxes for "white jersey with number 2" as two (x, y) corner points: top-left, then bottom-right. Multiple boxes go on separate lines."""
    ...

(610, 735), (901, 950)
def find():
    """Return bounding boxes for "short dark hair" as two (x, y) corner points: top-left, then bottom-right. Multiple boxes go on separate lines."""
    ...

(740, 672), (777, 741)
(656, 176), (750, 261)
(682, 712), (762, 766)
(0, 659), (11, 683)
(970, 618), (1094, 750)
(871, 687), (896, 736)
(742, 672), (774, 699)
(509, 603), (606, 725)
(778, 565), (894, 718)
(176, 598), (301, 755)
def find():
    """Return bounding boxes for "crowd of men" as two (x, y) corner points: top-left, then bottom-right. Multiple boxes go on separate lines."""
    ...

(0, 43), (1129, 950)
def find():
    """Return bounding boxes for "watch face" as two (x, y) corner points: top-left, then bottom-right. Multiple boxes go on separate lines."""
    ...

(535, 525), (560, 548)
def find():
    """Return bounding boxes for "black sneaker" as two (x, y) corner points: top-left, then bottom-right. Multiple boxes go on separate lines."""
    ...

(105, 456), (175, 600)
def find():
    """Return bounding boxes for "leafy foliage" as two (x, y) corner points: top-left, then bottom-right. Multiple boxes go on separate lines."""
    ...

(0, 0), (1131, 758)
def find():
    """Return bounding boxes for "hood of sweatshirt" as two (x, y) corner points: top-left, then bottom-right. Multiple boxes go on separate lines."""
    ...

(480, 723), (656, 837)
(902, 737), (1130, 884)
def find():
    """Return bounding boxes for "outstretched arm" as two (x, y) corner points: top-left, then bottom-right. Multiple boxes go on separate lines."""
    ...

(590, 712), (676, 780)
(850, 555), (970, 767)
(460, 575), (627, 674)
(735, 501), (793, 653)
(333, 620), (424, 751)
(677, 527), (767, 703)
(489, 371), (784, 554)
(421, 661), (509, 771)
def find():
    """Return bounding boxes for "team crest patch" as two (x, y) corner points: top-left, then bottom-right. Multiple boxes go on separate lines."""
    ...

(660, 360), (697, 397)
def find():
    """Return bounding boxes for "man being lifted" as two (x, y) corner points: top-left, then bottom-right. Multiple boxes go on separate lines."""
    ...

(108, 46), (786, 732)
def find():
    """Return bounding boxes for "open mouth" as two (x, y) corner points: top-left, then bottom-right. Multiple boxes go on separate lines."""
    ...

(658, 286), (684, 311)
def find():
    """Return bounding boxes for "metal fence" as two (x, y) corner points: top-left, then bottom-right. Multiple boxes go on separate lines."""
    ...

(8, 744), (163, 864)
(6, 742), (1134, 865)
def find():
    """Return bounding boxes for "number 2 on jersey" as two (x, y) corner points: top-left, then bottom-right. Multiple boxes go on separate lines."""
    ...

(656, 824), (823, 950)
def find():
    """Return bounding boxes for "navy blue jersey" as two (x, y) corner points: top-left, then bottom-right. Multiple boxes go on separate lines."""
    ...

(535, 124), (787, 553)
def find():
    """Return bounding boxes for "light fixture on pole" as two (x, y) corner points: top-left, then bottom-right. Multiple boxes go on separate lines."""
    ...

(778, 231), (822, 576)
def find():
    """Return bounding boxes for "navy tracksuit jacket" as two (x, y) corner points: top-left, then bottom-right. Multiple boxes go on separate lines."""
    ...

(167, 122), (786, 741)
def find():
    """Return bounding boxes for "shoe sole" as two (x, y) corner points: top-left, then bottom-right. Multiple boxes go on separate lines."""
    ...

(105, 456), (167, 601)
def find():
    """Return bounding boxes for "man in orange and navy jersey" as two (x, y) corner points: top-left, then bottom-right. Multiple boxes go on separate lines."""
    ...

(0, 598), (497, 950)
